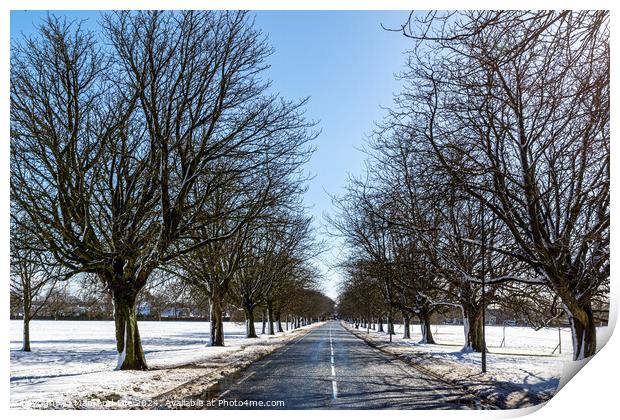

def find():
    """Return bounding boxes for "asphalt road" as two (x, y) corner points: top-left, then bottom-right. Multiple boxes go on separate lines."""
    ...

(209, 320), (480, 410)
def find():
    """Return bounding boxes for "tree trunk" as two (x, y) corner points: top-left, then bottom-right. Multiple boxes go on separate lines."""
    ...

(22, 316), (31, 352)
(403, 315), (411, 339)
(261, 309), (266, 335)
(387, 314), (395, 335)
(377, 316), (384, 332)
(112, 292), (148, 370)
(419, 311), (435, 344)
(22, 295), (31, 352)
(566, 302), (597, 360)
(267, 304), (275, 335)
(209, 291), (225, 346)
(245, 306), (257, 338)
(462, 305), (484, 352)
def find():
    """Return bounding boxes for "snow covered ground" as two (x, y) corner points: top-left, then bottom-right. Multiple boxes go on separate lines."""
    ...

(10, 319), (320, 409)
(390, 322), (574, 355)
(11, 319), (610, 409)
(346, 322), (610, 408)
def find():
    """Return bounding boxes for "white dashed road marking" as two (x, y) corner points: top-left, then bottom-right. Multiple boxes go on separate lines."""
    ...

(330, 325), (338, 399)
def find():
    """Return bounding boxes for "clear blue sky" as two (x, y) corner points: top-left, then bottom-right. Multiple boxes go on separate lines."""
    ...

(10, 10), (413, 299)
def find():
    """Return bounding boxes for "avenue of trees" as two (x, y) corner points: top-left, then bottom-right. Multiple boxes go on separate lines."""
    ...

(332, 11), (609, 361)
(10, 11), (334, 370)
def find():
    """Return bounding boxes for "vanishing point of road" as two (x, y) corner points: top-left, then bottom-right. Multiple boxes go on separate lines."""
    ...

(207, 320), (482, 409)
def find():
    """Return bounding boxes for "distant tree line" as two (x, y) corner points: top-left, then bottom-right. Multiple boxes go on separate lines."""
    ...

(10, 273), (333, 328)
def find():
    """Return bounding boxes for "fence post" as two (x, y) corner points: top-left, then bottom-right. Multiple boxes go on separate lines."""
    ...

(552, 326), (562, 355)
(500, 325), (506, 348)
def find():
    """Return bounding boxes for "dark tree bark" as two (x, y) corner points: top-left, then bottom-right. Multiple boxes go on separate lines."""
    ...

(276, 311), (284, 333)
(210, 291), (225, 346)
(245, 306), (257, 338)
(402, 315), (411, 339)
(22, 281), (32, 352)
(22, 312), (31, 352)
(100, 261), (152, 370)
(387, 314), (395, 335)
(267, 304), (276, 335)
(462, 305), (484, 352)
(567, 300), (597, 359)
(419, 311), (435, 344)
(111, 290), (147, 370)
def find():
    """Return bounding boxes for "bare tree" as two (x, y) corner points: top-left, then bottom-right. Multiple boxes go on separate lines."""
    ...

(231, 212), (314, 338)
(10, 219), (61, 351)
(393, 11), (609, 360)
(171, 224), (249, 346)
(11, 11), (316, 369)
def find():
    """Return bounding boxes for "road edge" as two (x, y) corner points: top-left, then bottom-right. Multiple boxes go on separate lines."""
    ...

(153, 321), (326, 408)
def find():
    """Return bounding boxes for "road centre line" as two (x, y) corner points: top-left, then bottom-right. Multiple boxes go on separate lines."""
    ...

(330, 325), (338, 399)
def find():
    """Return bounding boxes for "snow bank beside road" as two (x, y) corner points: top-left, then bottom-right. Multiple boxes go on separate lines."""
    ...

(345, 322), (609, 409)
(10, 320), (322, 409)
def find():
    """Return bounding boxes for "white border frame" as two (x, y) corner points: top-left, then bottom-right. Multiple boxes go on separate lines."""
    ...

(2, 2), (617, 419)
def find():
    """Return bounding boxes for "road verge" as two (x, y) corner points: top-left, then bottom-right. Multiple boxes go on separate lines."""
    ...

(343, 322), (553, 409)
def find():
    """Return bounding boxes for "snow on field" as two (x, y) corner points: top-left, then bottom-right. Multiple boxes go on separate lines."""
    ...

(11, 320), (610, 409)
(347, 322), (610, 409)
(10, 319), (320, 409)
(391, 322), (574, 355)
